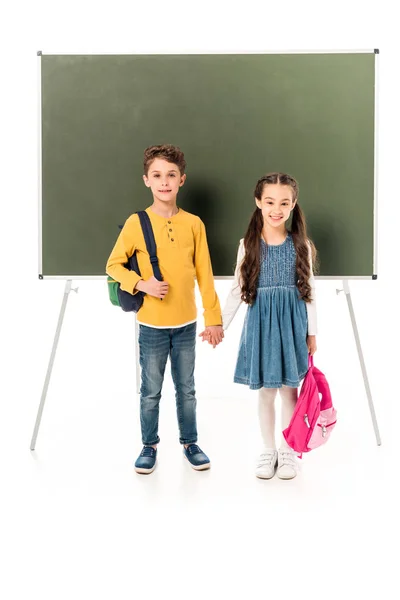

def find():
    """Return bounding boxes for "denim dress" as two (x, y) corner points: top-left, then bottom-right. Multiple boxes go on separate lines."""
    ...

(234, 234), (308, 390)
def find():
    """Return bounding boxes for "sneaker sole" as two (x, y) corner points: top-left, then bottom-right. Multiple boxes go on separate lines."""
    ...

(134, 464), (156, 474)
(277, 470), (297, 480)
(255, 471), (275, 480)
(184, 455), (211, 470)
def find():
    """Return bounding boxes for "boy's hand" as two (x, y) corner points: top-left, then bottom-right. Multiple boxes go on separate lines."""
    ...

(199, 326), (224, 348)
(307, 335), (317, 356)
(136, 276), (169, 299)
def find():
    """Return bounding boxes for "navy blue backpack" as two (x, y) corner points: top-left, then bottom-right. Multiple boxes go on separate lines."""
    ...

(107, 211), (162, 312)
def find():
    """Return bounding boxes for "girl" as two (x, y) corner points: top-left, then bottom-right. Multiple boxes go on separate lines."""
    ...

(222, 172), (317, 480)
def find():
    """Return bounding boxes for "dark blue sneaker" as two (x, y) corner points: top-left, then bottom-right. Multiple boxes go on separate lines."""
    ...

(134, 446), (157, 474)
(183, 444), (211, 471)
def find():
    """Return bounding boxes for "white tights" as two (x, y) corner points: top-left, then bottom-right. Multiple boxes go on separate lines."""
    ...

(258, 386), (297, 450)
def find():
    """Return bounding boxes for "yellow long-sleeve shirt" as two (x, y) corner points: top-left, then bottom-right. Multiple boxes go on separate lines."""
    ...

(106, 207), (222, 328)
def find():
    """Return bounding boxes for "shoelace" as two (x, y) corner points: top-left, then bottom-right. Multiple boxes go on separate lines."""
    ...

(141, 447), (156, 457)
(186, 444), (201, 455)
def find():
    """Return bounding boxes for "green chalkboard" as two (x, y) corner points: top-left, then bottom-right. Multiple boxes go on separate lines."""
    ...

(40, 53), (376, 278)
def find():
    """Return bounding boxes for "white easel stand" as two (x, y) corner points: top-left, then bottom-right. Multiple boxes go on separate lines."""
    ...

(337, 280), (381, 446)
(30, 280), (77, 451)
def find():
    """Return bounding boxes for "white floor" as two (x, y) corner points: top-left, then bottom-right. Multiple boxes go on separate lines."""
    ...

(2, 279), (398, 600)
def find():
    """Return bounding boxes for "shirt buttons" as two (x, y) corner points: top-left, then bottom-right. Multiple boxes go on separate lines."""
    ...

(167, 220), (174, 241)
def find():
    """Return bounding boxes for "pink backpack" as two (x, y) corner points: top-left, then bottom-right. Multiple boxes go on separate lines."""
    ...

(282, 356), (337, 455)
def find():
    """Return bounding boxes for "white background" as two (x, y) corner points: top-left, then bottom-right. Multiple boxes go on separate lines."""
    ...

(1, 2), (399, 599)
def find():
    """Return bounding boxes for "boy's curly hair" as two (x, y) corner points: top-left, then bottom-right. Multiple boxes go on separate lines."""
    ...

(143, 144), (186, 176)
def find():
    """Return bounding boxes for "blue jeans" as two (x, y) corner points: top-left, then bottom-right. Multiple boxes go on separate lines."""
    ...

(139, 323), (198, 445)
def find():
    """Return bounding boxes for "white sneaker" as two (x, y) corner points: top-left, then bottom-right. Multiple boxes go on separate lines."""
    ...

(255, 449), (278, 479)
(277, 448), (297, 480)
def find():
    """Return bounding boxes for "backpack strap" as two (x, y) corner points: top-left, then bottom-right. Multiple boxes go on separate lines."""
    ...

(137, 211), (163, 281)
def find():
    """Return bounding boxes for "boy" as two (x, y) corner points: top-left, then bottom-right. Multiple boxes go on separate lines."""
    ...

(106, 144), (223, 474)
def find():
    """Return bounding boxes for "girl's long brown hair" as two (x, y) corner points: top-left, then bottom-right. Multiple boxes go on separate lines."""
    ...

(240, 173), (317, 305)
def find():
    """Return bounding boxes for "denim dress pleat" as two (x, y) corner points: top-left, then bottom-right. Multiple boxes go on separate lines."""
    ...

(234, 234), (308, 390)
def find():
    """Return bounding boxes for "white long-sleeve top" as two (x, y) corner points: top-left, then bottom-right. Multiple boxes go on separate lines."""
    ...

(222, 238), (317, 335)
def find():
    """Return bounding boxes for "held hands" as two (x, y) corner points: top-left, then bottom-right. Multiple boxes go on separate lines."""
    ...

(307, 335), (317, 356)
(198, 325), (224, 349)
(136, 276), (169, 299)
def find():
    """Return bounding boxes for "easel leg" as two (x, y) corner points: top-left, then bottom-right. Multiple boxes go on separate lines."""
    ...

(135, 316), (140, 395)
(341, 280), (381, 446)
(30, 280), (75, 450)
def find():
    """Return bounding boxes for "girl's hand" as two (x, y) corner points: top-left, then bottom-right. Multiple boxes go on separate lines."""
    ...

(199, 326), (224, 348)
(198, 330), (209, 342)
(307, 335), (317, 356)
